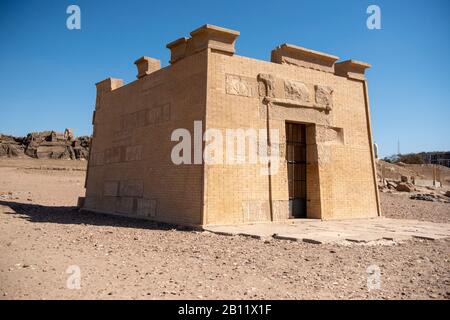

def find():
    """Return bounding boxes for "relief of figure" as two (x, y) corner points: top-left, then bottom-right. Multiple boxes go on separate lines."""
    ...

(257, 73), (275, 98)
(226, 75), (252, 97)
(315, 85), (333, 111)
(284, 80), (310, 103)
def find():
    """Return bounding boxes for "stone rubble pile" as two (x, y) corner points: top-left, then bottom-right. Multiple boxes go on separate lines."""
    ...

(0, 129), (90, 160)
(0, 134), (25, 157)
(409, 194), (439, 202)
(379, 176), (450, 203)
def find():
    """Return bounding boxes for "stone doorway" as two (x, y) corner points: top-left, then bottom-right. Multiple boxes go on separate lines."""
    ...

(286, 122), (307, 218)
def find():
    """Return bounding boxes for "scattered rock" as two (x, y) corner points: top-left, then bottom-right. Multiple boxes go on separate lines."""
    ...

(396, 182), (413, 192)
(386, 180), (398, 190)
(410, 194), (436, 202)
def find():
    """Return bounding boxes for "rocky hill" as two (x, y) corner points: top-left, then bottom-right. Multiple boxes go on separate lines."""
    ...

(0, 129), (90, 160)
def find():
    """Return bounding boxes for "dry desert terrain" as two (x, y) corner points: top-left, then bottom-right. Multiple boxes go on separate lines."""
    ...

(0, 158), (449, 300)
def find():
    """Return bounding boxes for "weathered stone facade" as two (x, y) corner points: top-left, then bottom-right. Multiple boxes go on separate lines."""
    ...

(81, 24), (380, 227)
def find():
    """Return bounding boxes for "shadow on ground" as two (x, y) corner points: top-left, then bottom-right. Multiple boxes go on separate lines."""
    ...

(0, 200), (192, 231)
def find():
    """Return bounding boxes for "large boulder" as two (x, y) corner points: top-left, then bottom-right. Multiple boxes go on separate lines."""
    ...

(396, 182), (413, 192)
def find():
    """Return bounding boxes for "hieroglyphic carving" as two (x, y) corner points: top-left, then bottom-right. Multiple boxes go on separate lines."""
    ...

(122, 109), (147, 130)
(100, 145), (143, 164)
(90, 152), (105, 166)
(137, 198), (157, 217)
(119, 180), (144, 197)
(121, 103), (171, 131)
(104, 181), (119, 196)
(125, 145), (143, 161)
(105, 146), (124, 164)
(315, 85), (333, 111)
(284, 80), (310, 103)
(112, 129), (133, 147)
(242, 200), (270, 223)
(273, 200), (290, 220)
(116, 197), (136, 214)
(226, 74), (252, 97)
(114, 197), (157, 216)
(147, 103), (170, 125)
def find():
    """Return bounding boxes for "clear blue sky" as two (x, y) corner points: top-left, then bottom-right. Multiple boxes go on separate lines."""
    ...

(0, 0), (449, 157)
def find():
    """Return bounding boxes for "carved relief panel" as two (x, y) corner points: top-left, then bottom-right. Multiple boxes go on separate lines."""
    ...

(226, 74), (253, 97)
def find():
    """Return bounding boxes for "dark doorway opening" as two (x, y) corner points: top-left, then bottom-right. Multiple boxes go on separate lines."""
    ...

(286, 122), (307, 218)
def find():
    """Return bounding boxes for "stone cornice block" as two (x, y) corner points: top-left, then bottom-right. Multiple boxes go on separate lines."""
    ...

(271, 44), (339, 73)
(95, 78), (124, 93)
(335, 60), (371, 80)
(134, 56), (161, 79)
(189, 24), (240, 55)
(166, 37), (189, 64)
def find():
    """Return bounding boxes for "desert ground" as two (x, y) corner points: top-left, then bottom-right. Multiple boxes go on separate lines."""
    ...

(0, 158), (449, 300)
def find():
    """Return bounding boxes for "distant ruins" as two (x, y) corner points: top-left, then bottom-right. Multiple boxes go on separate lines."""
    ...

(0, 130), (90, 160)
(81, 24), (380, 226)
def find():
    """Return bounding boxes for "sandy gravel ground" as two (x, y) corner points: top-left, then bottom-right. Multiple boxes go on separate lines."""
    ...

(0, 159), (449, 300)
(381, 192), (450, 223)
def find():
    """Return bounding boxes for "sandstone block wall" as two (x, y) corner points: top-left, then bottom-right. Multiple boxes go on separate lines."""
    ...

(84, 51), (208, 226)
(205, 50), (379, 224)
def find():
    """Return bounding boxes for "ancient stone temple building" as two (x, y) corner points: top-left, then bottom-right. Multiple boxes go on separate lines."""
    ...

(80, 24), (380, 227)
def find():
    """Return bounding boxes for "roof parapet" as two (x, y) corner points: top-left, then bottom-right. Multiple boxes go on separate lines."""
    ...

(335, 60), (371, 80)
(271, 44), (339, 73)
(166, 37), (189, 64)
(166, 24), (240, 64)
(134, 56), (161, 79)
(95, 78), (124, 93)
(190, 24), (239, 54)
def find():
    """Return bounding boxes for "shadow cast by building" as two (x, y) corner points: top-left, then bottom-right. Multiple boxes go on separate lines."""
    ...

(0, 200), (193, 232)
